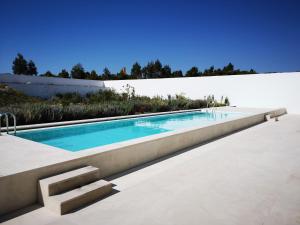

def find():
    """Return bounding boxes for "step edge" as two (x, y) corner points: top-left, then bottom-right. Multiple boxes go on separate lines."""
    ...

(39, 166), (99, 185)
(49, 180), (112, 203)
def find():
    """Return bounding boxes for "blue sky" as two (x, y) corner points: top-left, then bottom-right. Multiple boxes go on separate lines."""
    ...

(0, 0), (299, 74)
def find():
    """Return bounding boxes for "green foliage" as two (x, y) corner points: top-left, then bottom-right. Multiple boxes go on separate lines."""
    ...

(12, 53), (38, 76)
(0, 86), (216, 125)
(161, 65), (172, 78)
(102, 67), (111, 80)
(11, 54), (256, 80)
(51, 92), (85, 105)
(58, 69), (70, 78)
(86, 89), (122, 103)
(1, 103), (134, 125)
(0, 83), (41, 107)
(202, 63), (257, 76)
(41, 71), (56, 77)
(222, 63), (234, 74)
(154, 60), (162, 74)
(172, 70), (183, 77)
(142, 60), (163, 78)
(224, 97), (230, 106)
(117, 68), (128, 80)
(186, 67), (199, 77)
(12, 53), (28, 75)
(71, 63), (86, 79)
(27, 60), (38, 75)
(131, 62), (142, 79)
(88, 70), (98, 80)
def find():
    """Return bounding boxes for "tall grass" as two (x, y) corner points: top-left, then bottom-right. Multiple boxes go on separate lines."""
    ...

(0, 87), (224, 125)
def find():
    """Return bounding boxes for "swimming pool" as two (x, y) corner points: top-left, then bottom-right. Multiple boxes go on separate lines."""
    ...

(16, 111), (245, 151)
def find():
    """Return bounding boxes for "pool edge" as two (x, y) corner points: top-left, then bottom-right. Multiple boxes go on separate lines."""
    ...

(0, 107), (287, 216)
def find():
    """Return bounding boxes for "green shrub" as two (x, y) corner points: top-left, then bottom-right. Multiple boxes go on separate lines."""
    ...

(1, 87), (228, 125)
(86, 89), (122, 103)
(51, 93), (85, 105)
(0, 83), (41, 107)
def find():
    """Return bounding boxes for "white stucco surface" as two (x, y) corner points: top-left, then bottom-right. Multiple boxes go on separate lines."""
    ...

(1, 72), (299, 113)
(105, 72), (300, 114)
(0, 74), (105, 98)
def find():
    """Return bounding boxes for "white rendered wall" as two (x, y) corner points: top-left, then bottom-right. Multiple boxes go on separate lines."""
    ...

(1, 72), (299, 113)
(105, 72), (300, 114)
(0, 74), (105, 98)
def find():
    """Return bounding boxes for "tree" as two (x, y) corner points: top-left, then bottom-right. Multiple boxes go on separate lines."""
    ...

(208, 66), (215, 75)
(214, 68), (222, 75)
(141, 66), (147, 79)
(41, 71), (55, 77)
(71, 63), (86, 79)
(85, 71), (91, 79)
(186, 67), (199, 77)
(27, 60), (38, 75)
(87, 70), (98, 80)
(172, 70), (183, 77)
(224, 97), (230, 106)
(58, 69), (70, 78)
(102, 67), (111, 80)
(117, 67), (128, 80)
(222, 63), (234, 75)
(161, 65), (172, 78)
(12, 53), (28, 75)
(131, 62), (142, 79)
(143, 61), (155, 78)
(143, 60), (162, 78)
(154, 60), (162, 74)
(203, 66), (215, 76)
(249, 69), (256, 74)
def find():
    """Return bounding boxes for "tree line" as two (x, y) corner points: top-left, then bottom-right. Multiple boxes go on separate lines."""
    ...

(12, 53), (256, 80)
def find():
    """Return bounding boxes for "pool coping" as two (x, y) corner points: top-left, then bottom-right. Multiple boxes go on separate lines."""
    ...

(71, 111), (253, 155)
(73, 107), (287, 157)
(15, 109), (249, 151)
(0, 107), (287, 175)
(0, 107), (287, 216)
(1, 108), (208, 132)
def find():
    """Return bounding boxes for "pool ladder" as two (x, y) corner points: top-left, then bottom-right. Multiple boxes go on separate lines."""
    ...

(0, 112), (16, 135)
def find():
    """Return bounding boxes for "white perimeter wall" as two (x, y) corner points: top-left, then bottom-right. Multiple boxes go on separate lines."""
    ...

(105, 72), (300, 114)
(0, 74), (105, 98)
(1, 72), (299, 114)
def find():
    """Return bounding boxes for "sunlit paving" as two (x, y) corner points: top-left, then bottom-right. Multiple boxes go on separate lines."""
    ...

(0, 1), (299, 225)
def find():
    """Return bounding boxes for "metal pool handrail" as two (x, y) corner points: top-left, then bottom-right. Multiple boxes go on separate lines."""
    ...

(0, 112), (17, 135)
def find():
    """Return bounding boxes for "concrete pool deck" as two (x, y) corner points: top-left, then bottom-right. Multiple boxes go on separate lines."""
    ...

(0, 107), (287, 215)
(0, 107), (284, 177)
(1, 112), (300, 224)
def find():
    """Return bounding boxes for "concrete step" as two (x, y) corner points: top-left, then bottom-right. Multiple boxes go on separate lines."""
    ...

(46, 180), (112, 215)
(39, 166), (100, 198)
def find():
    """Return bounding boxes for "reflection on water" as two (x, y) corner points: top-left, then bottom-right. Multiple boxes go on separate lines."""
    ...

(16, 111), (242, 151)
(134, 111), (229, 130)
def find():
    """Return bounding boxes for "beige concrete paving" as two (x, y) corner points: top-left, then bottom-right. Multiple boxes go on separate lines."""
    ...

(3, 107), (286, 215)
(0, 107), (281, 177)
(0, 134), (75, 176)
(0, 108), (212, 176)
(1, 113), (300, 225)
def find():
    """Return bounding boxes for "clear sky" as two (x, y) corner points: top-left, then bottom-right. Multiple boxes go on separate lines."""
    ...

(0, 0), (299, 74)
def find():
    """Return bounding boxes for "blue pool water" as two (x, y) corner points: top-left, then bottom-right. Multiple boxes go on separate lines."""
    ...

(16, 111), (244, 151)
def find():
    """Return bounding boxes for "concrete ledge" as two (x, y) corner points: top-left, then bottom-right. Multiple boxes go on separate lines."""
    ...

(0, 107), (287, 215)
(1, 108), (205, 132)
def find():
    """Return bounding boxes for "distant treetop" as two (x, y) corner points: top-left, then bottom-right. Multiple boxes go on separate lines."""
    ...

(12, 53), (38, 76)
(11, 54), (257, 80)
